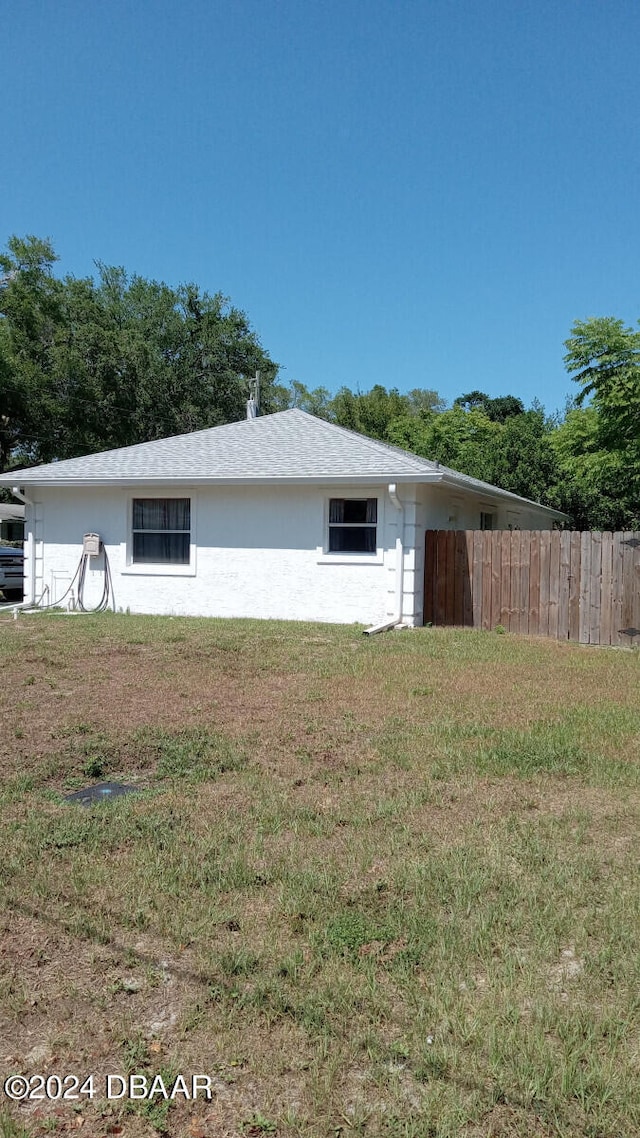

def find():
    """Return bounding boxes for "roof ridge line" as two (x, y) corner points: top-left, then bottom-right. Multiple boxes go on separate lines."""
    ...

(287, 408), (438, 472)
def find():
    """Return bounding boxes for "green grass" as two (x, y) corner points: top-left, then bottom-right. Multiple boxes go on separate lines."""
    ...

(0, 613), (638, 1136)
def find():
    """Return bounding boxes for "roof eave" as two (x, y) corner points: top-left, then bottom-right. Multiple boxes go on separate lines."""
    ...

(2, 470), (569, 519)
(3, 473), (443, 489)
(437, 471), (569, 520)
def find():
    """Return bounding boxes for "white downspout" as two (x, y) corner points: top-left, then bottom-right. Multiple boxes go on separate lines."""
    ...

(11, 486), (35, 605)
(11, 485), (32, 507)
(364, 482), (405, 635)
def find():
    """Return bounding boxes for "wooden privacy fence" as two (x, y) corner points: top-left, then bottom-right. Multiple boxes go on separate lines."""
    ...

(424, 530), (640, 647)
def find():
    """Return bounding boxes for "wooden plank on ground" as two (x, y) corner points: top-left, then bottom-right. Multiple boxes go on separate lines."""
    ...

(547, 530), (561, 639)
(558, 530), (571, 641)
(568, 532), (581, 642)
(589, 531), (602, 645)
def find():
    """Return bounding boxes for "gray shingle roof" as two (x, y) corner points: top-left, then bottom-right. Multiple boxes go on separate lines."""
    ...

(2, 410), (439, 482)
(0, 409), (566, 516)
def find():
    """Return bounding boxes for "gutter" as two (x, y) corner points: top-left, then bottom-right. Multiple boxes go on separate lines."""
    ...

(0, 473), (440, 489)
(436, 471), (568, 521)
(364, 482), (405, 636)
(0, 471), (569, 520)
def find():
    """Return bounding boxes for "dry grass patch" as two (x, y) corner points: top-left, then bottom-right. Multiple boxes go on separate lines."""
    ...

(0, 614), (638, 1137)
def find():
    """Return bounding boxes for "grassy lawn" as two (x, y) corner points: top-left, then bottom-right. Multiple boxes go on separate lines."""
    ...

(0, 613), (638, 1138)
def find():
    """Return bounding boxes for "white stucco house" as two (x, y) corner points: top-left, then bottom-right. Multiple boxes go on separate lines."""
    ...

(0, 409), (566, 627)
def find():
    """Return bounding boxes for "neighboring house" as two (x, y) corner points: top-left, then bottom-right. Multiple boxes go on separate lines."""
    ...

(0, 410), (566, 627)
(0, 503), (25, 543)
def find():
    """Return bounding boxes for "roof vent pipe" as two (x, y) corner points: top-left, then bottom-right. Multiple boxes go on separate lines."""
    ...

(246, 372), (260, 420)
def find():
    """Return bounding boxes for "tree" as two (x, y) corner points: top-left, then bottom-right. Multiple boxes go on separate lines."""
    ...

(0, 235), (66, 469)
(454, 390), (524, 423)
(487, 406), (560, 505)
(387, 405), (501, 482)
(0, 235), (279, 470)
(562, 316), (640, 526)
(405, 388), (446, 416)
(271, 380), (447, 439)
(564, 316), (640, 454)
(286, 380), (333, 418)
(330, 384), (411, 439)
(551, 404), (638, 529)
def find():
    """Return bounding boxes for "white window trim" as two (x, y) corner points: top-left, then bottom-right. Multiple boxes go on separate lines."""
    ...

(121, 493), (197, 577)
(317, 494), (385, 565)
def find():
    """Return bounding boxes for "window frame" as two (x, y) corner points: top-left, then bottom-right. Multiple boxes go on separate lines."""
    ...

(318, 494), (384, 564)
(123, 494), (197, 577)
(328, 497), (378, 554)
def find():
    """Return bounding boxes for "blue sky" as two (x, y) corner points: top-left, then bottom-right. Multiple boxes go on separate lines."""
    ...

(2, 0), (639, 416)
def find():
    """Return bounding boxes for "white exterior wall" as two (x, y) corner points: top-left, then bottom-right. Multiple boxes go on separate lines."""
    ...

(414, 484), (558, 534)
(29, 483), (423, 626)
(24, 481), (560, 627)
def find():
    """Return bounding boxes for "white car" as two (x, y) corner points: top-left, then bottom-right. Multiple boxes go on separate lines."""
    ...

(0, 544), (24, 600)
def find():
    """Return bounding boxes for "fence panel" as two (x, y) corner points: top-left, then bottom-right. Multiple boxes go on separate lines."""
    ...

(528, 532), (540, 637)
(599, 532), (613, 646)
(568, 533), (582, 642)
(481, 532), (492, 630)
(424, 530), (640, 646)
(539, 532), (551, 638)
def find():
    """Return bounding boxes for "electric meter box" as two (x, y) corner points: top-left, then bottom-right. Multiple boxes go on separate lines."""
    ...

(83, 533), (102, 557)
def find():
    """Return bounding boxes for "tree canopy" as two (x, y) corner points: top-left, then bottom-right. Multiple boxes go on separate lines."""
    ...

(273, 371), (637, 528)
(0, 235), (278, 471)
(559, 316), (640, 527)
(454, 390), (525, 423)
(564, 316), (640, 453)
(2, 235), (638, 529)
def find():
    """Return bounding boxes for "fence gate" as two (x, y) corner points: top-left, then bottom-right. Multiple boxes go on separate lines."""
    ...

(423, 530), (640, 647)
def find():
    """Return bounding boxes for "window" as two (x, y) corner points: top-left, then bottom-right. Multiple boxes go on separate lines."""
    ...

(480, 511), (495, 531)
(132, 498), (191, 564)
(328, 498), (377, 553)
